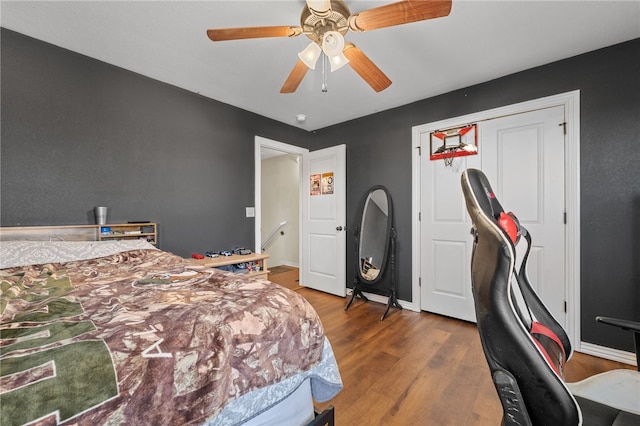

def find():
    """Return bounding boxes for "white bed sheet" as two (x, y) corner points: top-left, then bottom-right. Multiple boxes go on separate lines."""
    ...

(207, 338), (342, 426)
(237, 378), (315, 426)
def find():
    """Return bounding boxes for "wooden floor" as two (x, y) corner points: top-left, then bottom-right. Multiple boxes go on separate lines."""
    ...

(268, 265), (302, 292)
(296, 287), (635, 425)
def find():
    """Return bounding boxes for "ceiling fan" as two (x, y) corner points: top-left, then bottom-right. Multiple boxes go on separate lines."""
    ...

(206, 0), (452, 93)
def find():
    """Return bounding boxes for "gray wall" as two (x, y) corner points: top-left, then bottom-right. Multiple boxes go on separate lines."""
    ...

(311, 38), (640, 352)
(2, 27), (639, 352)
(1, 29), (309, 256)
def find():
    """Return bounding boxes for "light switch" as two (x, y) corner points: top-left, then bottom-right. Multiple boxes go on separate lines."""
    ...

(246, 207), (255, 218)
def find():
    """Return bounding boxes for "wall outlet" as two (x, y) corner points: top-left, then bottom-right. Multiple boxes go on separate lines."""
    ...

(246, 207), (255, 218)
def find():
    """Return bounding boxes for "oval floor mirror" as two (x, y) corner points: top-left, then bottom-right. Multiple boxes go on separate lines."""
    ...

(345, 185), (402, 320)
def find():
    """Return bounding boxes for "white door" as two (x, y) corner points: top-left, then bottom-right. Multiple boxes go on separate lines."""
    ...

(420, 106), (566, 325)
(419, 140), (481, 322)
(482, 106), (566, 326)
(301, 145), (346, 297)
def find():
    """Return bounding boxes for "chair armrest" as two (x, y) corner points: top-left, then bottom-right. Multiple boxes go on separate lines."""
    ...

(596, 316), (640, 371)
(595, 316), (640, 334)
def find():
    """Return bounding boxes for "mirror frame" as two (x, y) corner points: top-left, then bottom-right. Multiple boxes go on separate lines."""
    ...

(357, 185), (393, 285)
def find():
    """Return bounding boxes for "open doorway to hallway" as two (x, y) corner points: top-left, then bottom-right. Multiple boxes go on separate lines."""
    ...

(261, 149), (301, 291)
(255, 137), (308, 291)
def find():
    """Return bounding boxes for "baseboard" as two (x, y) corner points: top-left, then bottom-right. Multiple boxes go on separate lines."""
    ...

(578, 341), (637, 367)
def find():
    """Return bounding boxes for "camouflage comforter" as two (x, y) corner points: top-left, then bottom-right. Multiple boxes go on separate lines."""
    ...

(0, 249), (325, 425)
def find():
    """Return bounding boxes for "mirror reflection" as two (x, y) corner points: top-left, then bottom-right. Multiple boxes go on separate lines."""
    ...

(359, 188), (390, 281)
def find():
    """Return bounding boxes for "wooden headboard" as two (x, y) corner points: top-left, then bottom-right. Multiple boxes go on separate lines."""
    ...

(0, 225), (99, 242)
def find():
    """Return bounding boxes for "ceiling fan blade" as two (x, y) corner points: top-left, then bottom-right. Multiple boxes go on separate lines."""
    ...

(343, 43), (392, 92)
(207, 26), (302, 42)
(349, 0), (452, 32)
(280, 60), (310, 94)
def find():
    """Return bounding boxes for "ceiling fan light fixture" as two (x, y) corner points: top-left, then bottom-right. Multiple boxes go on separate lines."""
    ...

(328, 52), (349, 72)
(298, 42), (322, 69)
(321, 31), (345, 58)
(321, 31), (348, 72)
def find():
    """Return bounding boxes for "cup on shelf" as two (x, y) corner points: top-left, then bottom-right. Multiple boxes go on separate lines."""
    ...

(94, 206), (108, 225)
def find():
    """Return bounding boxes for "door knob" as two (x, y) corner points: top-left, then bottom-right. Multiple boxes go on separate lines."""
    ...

(336, 226), (344, 231)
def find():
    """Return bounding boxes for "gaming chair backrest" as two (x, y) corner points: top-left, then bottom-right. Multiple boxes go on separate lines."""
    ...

(460, 168), (580, 425)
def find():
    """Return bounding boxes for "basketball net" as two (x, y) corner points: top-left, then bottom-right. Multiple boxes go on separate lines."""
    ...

(443, 148), (462, 173)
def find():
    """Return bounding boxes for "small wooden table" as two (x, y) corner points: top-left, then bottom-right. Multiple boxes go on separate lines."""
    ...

(190, 252), (270, 279)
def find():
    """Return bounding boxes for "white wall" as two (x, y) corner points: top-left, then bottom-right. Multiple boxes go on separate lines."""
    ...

(261, 154), (299, 267)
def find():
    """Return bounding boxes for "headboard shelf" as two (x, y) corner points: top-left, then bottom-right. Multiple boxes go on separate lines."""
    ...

(0, 225), (99, 242)
(0, 223), (157, 245)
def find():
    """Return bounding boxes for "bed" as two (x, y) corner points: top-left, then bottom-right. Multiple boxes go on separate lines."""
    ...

(0, 228), (342, 426)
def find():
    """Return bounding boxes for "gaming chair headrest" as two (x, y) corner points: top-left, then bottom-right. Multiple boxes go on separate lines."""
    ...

(461, 168), (521, 245)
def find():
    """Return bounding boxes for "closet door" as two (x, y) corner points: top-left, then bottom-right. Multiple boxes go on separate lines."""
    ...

(420, 106), (566, 325)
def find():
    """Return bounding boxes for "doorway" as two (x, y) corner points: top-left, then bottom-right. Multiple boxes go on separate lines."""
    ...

(260, 151), (300, 267)
(255, 137), (347, 297)
(411, 91), (581, 347)
(254, 137), (307, 269)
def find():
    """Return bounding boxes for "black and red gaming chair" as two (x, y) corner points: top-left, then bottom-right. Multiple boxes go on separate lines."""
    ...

(460, 168), (640, 426)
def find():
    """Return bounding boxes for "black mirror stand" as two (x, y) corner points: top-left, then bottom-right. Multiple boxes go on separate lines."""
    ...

(345, 228), (402, 321)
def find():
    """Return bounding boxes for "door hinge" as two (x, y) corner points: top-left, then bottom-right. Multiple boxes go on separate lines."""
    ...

(419, 277), (422, 287)
(419, 211), (421, 221)
(564, 301), (567, 313)
(416, 145), (422, 156)
(559, 122), (567, 135)
(564, 212), (567, 224)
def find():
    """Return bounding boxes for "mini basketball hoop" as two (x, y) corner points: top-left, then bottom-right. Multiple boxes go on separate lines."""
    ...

(430, 124), (478, 169)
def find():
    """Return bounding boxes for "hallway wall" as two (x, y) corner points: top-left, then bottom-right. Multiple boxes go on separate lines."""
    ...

(261, 154), (300, 267)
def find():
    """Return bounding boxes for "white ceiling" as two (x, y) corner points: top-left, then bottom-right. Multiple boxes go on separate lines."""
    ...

(2, 1), (639, 131)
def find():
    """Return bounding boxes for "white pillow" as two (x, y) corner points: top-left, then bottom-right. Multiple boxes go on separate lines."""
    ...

(0, 240), (157, 269)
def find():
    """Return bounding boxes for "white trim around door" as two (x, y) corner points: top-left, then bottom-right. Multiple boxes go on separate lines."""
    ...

(254, 136), (308, 255)
(411, 91), (582, 350)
